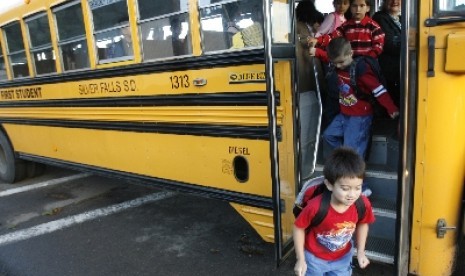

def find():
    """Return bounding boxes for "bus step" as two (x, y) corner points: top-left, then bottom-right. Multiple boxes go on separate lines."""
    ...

(371, 197), (397, 217)
(354, 236), (395, 264)
(364, 173), (398, 202)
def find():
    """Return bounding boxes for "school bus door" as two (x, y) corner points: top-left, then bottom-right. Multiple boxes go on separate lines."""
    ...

(409, 0), (465, 275)
(265, 0), (299, 264)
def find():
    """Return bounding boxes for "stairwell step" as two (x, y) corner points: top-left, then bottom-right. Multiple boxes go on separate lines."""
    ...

(354, 236), (395, 264)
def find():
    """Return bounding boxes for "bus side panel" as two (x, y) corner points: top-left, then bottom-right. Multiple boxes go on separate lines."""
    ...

(410, 26), (465, 276)
(3, 123), (273, 197)
(0, 63), (275, 199)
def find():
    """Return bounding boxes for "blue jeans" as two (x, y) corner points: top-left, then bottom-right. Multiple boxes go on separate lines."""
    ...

(304, 248), (353, 276)
(323, 113), (373, 158)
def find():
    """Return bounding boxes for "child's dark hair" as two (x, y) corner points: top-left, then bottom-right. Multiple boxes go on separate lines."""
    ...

(349, 0), (371, 6)
(296, 2), (324, 25)
(323, 147), (365, 184)
(327, 37), (352, 60)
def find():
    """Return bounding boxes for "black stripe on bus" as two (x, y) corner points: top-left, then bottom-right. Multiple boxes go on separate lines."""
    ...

(0, 119), (282, 141)
(0, 50), (265, 89)
(19, 153), (276, 210)
(0, 92), (280, 107)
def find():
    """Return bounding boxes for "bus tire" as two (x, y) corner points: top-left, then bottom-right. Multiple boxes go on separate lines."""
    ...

(0, 131), (27, 183)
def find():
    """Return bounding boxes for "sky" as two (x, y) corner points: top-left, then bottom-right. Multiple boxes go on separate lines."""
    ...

(0, 0), (23, 14)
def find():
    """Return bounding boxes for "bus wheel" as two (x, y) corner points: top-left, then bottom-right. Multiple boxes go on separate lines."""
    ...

(0, 132), (27, 183)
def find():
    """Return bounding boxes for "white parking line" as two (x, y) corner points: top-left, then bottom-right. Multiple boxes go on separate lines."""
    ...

(0, 173), (92, 197)
(0, 191), (175, 247)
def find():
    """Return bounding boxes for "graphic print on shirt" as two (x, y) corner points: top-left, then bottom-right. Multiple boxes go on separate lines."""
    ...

(316, 221), (356, 252)
(338, 75), (357, 106)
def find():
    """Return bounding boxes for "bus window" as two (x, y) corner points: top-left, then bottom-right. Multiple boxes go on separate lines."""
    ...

(25, 13), (57, 75)
(137, 0), (192, 60)
(0, 41), (6, 80)
(2, 21), (30, 78)
(199, 0), (264, 52)
(53, 1), (90, 71)
(89, 0), (133, 63)
(436, 0), (465, 13)
(271, 0), (291, 43)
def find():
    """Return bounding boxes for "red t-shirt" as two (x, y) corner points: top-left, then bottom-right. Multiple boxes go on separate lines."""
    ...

(294, 195), (375, 260)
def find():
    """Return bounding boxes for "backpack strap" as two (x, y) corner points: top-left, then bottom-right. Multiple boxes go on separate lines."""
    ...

(307, 192), (367, 231)
(325, 66), (340, 99)
(350, 57), (368, 101)
(354, 196), (367, 222)
(350, 56), (385, 104)
(309, 190), (331, 229)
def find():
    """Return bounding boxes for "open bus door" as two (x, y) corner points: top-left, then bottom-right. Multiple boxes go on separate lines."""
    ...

(264, 0), (300, 264)
(266, 0), (324, 265)
(264, 0), (292, 264)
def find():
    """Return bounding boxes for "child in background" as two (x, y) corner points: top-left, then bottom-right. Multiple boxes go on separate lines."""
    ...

(308, 0), (384, 63)
(295, 1), (325, 180)
(373, 0), (402, 107)
(316, 0), (350, 37)
(293, 147), (375, 276)
(296, 1), (324, 41)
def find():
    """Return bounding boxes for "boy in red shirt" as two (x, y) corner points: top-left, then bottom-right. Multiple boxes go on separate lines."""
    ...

(322, 37), (398, 160)
(293, 147), (375, 276)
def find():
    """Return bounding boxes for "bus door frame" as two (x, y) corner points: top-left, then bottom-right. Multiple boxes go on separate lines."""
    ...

(263, 0), (286, 265)
(264, 0), (297, 265)
(394, 1), (417, 275)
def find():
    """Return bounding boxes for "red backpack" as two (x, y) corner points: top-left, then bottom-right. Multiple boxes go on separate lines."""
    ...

(293, 176), (366, 228)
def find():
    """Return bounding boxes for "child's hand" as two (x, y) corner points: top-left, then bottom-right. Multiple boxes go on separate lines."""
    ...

(294, 259), (307, 276)
(308, 47), (316, 56)
(357, 251), (370, 269)
(306, 37), (317, 47)
(390, 111), (399, 119)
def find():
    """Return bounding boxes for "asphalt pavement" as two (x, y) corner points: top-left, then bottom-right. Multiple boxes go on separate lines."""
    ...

(0, 165), (439, 275)
(0, 166), (291, 275)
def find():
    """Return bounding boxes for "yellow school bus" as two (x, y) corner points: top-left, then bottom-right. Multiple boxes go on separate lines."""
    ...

(0, 0), (463, 275)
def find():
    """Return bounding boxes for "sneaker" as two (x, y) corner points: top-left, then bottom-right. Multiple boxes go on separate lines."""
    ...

(361, 187), (372, 197)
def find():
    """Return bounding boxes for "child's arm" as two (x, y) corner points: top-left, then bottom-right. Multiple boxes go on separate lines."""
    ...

(359, 66), (399, 117)
(308, 33), (332, 49)
(293, 225), (307, 276)
(355, 223), (370, 269)
(316, 13), (336, 37)
(375, 92), (399, 118)
(309, 47), (329, 63)
(369, 22), (385, 58)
